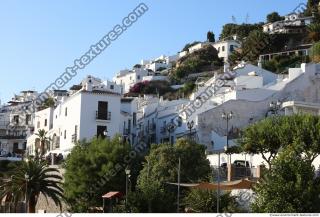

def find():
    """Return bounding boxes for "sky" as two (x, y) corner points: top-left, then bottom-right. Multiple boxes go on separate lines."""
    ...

(0, 0), (306, 103)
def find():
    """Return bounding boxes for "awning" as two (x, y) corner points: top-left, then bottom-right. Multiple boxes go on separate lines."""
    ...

(167, 179), (256, 190)
(102, 191), (123, 199)
(45, 150), (63, 156)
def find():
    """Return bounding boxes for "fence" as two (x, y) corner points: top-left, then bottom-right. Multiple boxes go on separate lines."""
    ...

(0, 202), (26, 213)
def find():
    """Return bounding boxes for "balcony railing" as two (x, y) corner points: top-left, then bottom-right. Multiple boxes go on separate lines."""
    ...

(71, 134), (77, 143)
(0, 135), (27, 140)
(96, 111), (111, 121)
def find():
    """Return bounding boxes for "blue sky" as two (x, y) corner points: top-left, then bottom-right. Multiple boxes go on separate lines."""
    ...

(0, 0), (305, 102)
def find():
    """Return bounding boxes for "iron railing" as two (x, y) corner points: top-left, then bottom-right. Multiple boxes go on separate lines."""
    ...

(95, 111), (111, 121)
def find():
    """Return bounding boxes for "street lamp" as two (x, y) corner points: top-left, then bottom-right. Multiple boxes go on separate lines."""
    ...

(269, 100), (282, 115)
(187, 120), (194, 139)
(166, 122), (176, 145)
(222, 111), (233, 165)
(222, 111), (233, 149)
(24, 173), (30, 213)
(125, 167), (131, 212)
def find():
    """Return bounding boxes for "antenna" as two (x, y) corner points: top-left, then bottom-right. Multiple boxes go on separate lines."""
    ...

(245, 13), (250, 23)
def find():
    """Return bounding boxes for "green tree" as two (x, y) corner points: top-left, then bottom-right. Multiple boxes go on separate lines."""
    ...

(266, 12), (283, 23)
(305, 0), (320, 16)
(0, 158), (64, 213)
(182, 81), (196, 96)
(252, 145), (320, 213)
(240, 115), (320, 168)
(308, 23), (320, 43)
(220, 23), (263, 40)
(35, 129), (51, 157)
(184, 189), (240, 213)
(63, 136), (137, 212)
(310, 41), (320, 62)
(134, 139), (211, 212)
(241, 30), (270, 63)
(240, 117), (284, 168)
(207, 31), (215, 42)
(42, 97), (55, 109)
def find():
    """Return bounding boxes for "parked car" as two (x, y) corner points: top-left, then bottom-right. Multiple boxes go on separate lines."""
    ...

(233, 160), (250, 168)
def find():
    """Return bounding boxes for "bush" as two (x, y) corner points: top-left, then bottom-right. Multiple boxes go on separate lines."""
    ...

(173, 45), (221, 79)
(184, 189), (241, 213)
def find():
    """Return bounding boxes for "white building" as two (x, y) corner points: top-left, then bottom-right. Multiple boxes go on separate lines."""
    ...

(27, 76), (123, 156)
(113, 68), (149, 94)
(0, 91), (38, 158)
(212, 39), (241, 62)
(185, 39), (241, 62)
(194, 63), (320, 167)
(188, 43), (207, 53)
(263, 13), (313, 34)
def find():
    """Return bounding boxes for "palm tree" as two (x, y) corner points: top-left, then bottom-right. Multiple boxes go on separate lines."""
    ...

(35, 129), (50, 157)
(0, 158), (64, 213)
(307, 23), (320, 43)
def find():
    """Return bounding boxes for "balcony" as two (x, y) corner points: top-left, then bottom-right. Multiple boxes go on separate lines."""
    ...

(0, 135), (26, 140)
(123, 128), (131, 136)
(149, 123), (156, 132)
(160, 127), (167, 134)
(95, 111), (111, 121)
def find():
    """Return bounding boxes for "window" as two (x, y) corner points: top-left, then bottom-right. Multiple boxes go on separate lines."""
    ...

(75, 125), (78, 135)
(97, 101), (109, 120)
(133, 112), (137, 126)
(44, 119), (47, 127)
(222, 46), (225, 52)
(110, 85), (114, 90)
(230, 45), (234, 52)
(97, 125), (107, 138)
(128, 119), (131, 134)
(37, 121), (40, 129)
(137, 75), (141, 80)
(13, 115), (19, 124)
(64, 130), (67, 139)
(65, 108), (68, 116)
(13, 143), (18, 153)
(218, 47), (220, 53)
(26, 115), (31, 125)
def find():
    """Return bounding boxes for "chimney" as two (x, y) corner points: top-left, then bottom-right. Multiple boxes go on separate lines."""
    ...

(84, 77), (93, 91)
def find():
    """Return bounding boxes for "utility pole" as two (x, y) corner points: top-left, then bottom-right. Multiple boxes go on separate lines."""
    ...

(217, 152), (220, 213)
(147, 160), (151, 213)
(177, 157), (181, 213)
